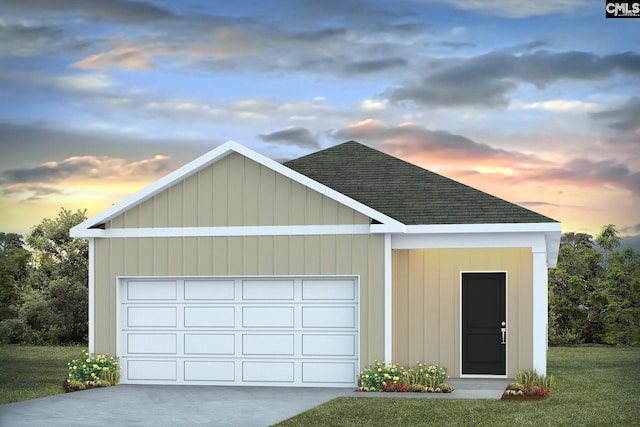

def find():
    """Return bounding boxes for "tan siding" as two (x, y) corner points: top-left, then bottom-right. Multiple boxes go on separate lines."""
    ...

(211, 157), (228, 226)
(258, 167), (275, 226)
(168, 181), (183, 226)
(182, 174), (199, 227)
(92, 234), (385, 368)
(108, 153), (371, 228)
(392, 248), (533, 377)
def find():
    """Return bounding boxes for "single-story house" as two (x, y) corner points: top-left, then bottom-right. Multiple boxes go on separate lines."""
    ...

(71, 140), (561, 387)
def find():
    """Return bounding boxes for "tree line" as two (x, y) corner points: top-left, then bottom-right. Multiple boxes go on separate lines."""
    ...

(549, 224), (639, 345)
(0, 209), (638, 346)
(0, 208), (88, 344)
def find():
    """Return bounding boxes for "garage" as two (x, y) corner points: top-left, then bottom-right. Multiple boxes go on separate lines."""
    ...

(119, 276), (359, 387)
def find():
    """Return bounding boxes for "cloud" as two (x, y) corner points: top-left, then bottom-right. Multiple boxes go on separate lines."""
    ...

(259, 127), (320, 149)
(56, 74), (114, 91)
(1, 183), (67, 201)
(0, 151), (179, 203)
(519, 200), (562, 208)
(386, 50), (640, 107)
(0, 155), (173, 188)
(73, 46), (154, 71)
(2, 0), (175, 25)
(343, 57), (408, 74)
(591, 96), (640, 132)
(0, 23), (65, 57)
(332, 119), (539, 167)
(421, 0), (591, 18)
(533, 158), (640, 197)
(519, 99), (598, 112)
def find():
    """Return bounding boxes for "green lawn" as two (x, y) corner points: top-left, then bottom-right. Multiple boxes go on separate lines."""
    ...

(276, 346), (640, 427)
(0, 345), (84, 405)
(1, 345), (639, 426)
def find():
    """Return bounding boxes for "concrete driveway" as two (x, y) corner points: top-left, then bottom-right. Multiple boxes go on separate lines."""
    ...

(0, 385), (354, 427)
(0, 379), (509, 426)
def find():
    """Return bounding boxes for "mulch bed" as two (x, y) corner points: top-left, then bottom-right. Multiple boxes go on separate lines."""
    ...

(501, 392), (549, 401)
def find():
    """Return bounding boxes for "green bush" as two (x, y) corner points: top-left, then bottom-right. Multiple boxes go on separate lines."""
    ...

(507, 382), (525, 391)
(358, 361), (451, 392)
(438, 383), (454, 393)
(358, 361), (404, 391)
(403, 362), (448, 388)
(68, 350), (120, 386)
(516, 369), (555, 390)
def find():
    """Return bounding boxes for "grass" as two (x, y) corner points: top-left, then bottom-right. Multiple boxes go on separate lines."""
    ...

(276, 346), (640, 427)
(1, 345), (638, 425)
(0, 345), (84, 405)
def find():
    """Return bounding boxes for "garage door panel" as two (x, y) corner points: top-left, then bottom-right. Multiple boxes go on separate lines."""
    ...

(184, 306), (235, 327)
(242, 306), (294, 328)
(127, 307), (177, 327)
(302, 306), (356, 328)
(184, 280), (234, 300)
(127, 280), (177, 301)
(120, 277), (358, 387)
(184, 334), (235, 355)
(184, 361), (235, 381)
(302, 362), (356, 384)
(242, 280), (294, 300)
(127, 360), (177, 381)
(242, 334), (294, 355)
(243, 362), (294, 383)
(302, 280), (355, 300)
(127, 333), (177, 354)
(302, 334), (356, 356)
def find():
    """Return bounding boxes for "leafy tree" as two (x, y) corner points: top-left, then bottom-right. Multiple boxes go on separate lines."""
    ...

(598, 239), (640, 345)
(548, 235), (603, 345)
(549, 225), (640, 346)
(0, 233), (31, 321)
(0, 208), (89, 344)
(596, 224), (622, 255)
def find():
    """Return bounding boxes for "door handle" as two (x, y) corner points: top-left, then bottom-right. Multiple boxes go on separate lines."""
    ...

(500, 321), (506, 345)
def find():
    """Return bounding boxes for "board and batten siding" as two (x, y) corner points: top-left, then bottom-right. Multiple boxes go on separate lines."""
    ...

(107, 153), (370, 228)
(94, 235), (384, 367)
(392, 248), (533, 378)
(92, 151), (385, 368)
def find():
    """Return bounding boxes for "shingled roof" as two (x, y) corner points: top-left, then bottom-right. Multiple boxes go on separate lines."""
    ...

(283, 141), (557, 226)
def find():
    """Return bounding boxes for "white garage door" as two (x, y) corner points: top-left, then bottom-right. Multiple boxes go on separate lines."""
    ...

(119, 276), (359, 387)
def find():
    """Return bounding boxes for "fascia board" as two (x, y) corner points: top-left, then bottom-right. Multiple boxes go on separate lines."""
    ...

(398, 222), (562, 268)
(403, 222), (561, 235)
(71, 140), (402, 237)
(72, 224), (373, 238)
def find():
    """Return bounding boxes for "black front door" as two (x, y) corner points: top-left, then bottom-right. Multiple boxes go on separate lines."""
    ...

(462, 272), (506, 375)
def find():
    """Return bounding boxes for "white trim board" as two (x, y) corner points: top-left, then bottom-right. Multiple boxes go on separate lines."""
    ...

(392, 227), (560, 268)
(73, 224), (373, 239)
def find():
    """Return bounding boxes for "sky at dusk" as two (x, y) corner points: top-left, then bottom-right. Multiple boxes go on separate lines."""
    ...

(0, 0), (639, 246)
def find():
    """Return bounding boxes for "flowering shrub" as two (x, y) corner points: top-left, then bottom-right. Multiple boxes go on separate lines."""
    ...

(358, 360), (404, 391)
(524, 385), (550, 397)
(516, 369), (555, 390)
(68, 350), (120, 387)
(503, 372), (553, 399)
(382, 380), (408, 392)
(403, 362), (448, 388)
(358, 361), (452, 393)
